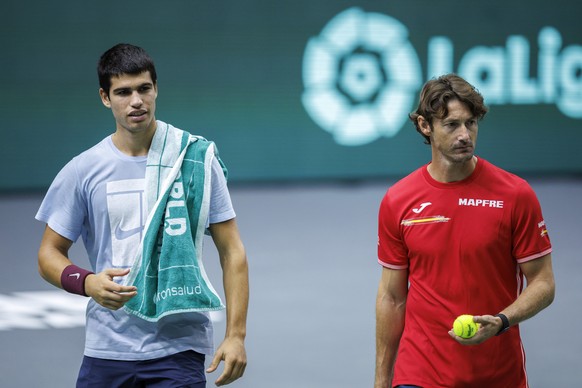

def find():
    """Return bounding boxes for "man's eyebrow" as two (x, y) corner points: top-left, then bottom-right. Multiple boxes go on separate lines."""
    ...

(112, 86), (131, 93)
(443, 115), (476, 123)
(112, 82), (153, 93)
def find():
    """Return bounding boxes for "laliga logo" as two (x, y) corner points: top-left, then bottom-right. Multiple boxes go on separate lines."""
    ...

(302, 8), (421, 146)
(302, 7), (582, 146)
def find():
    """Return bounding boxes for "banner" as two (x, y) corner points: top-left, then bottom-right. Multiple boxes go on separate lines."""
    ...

(1, 1), (580, 190)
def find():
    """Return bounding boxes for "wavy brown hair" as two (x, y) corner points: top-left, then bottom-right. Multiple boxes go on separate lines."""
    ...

(409, 74), (488, 144)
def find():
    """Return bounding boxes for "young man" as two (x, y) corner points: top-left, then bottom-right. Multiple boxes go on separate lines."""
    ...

(374, 74), (555, 387)
(36, 44), (249, 387)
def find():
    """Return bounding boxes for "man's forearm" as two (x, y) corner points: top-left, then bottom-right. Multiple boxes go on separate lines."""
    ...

(38, 225), (74, 289)
(375, 292), (406, 387)
(501, 275), (555, 327)
(222, 252), (249, 339)
(210, 219), (250, 339)
(502, 255), (555, 327)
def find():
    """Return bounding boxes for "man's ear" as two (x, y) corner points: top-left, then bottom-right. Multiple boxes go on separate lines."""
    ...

(99, 88), (111, 108)
(417, 115), (432, 137)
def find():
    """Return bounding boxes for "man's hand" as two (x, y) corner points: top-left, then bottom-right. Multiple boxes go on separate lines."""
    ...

(206, 337), (247, 386)
(85, 268), (137, 310)
(448, 314), (503, 345)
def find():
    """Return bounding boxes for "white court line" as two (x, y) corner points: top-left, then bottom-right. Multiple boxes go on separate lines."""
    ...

(0, 291), (224, 331)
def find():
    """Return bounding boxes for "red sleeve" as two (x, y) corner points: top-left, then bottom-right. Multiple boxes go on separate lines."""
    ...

(377, 191), (409, 269)
(512, 181), (552, 263)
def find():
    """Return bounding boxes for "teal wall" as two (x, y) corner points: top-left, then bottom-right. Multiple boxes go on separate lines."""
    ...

(2, 1), (581, 190)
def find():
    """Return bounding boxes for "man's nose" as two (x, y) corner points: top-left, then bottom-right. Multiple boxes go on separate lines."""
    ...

(457, 125), (471, 142)
(130, 91), (143, 107)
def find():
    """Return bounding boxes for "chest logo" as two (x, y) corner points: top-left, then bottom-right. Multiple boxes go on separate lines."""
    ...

(114, 224), (144, 240)
(458, 198), (504, 208)
(401, 215), (450, 226)
(412, 202), (432, 213)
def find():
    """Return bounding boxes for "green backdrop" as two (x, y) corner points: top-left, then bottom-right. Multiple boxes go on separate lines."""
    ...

(2, 0), (581, 191)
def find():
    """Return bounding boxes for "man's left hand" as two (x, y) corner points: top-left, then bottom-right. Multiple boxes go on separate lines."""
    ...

(448, 314), (503, 345)
(206, 337), (247, 386)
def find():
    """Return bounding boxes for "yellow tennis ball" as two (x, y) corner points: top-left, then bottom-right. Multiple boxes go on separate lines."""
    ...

(453, 314), (479, 339)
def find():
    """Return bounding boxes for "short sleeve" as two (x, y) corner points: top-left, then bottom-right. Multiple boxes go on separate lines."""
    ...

(208, 156), (235, 225)
(512, 181), (552, 263)
(35, 159), (87, 242)
(377, 191), (409, 269)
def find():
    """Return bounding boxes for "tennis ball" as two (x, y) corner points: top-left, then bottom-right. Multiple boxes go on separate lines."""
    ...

(453, 314), (479, 339)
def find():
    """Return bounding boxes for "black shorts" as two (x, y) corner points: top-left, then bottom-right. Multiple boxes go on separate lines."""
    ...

(76, 350), (206, 388)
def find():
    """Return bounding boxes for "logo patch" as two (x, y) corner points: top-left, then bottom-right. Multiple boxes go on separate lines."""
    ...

(412, 202), (432, 214)
(401, 215), (450, 226)
(458, 198), (504, 208)
(106, 179), (146, 267)
(538, 220), (549, 237)
(114, 224), (143, 240)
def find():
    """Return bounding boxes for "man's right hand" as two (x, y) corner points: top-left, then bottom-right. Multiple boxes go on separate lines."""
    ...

(85, 268), (137, 310)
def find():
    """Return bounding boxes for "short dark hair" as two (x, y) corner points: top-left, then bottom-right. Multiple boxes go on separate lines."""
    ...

(97, 43), (157, 96)
(409, 74), (488, 144)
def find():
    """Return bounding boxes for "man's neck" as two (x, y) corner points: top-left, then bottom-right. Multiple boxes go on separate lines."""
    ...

(427, 156), (478, 183)
(112, 121), (157, 156)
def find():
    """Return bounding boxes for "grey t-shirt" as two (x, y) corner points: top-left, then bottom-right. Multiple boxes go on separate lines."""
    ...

(36, 129), (234, 360)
